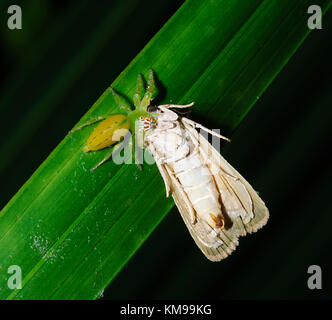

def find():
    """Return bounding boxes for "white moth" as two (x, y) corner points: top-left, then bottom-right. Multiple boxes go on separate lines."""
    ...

(140, 103), (269, 261)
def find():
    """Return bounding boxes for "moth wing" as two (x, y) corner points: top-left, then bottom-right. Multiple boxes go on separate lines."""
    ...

(164, 162), (238, 261)
(182, 118), (269, 234)
(149, 140), (238, 261)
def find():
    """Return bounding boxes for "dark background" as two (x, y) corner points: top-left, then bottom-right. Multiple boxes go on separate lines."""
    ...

(0, 0), (331, 299)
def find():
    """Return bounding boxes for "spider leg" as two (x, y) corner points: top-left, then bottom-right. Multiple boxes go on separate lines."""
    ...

(131, 132), (143, 170)
(146, 69), (158, 100)
(133, 73), (145, 109)
(109, 87), (132, 113)
(140, 69), (158, 111)
(69, 116), (107, 133)
(90, 140), (124, 171)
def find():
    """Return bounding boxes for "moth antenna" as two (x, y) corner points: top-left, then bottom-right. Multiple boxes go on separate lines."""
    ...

(160, 102), (195, 109)
(182, 117), (231, 142)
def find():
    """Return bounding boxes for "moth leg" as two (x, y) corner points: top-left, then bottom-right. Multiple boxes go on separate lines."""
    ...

(91, 140), (124, 171)
(69, 116), (107, 133)
(182, 117), (231, 142)
(148, 144), (170, 197)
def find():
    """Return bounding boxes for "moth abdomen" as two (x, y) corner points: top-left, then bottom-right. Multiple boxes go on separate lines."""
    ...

(148, 107), (224, 230)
